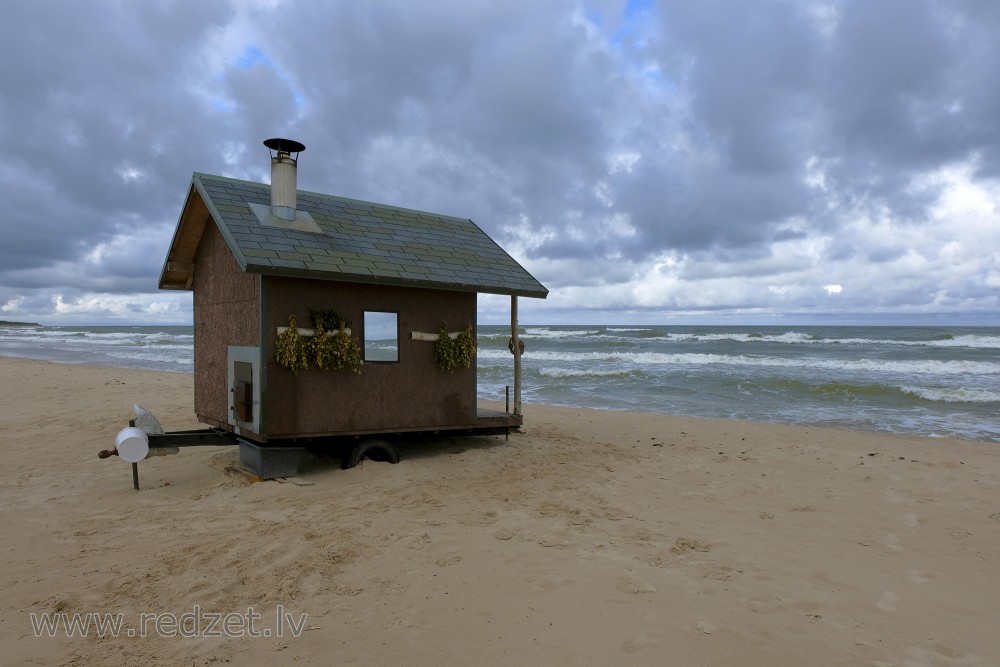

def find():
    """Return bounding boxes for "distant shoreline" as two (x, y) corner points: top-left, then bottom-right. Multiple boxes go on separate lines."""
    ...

(0, 320), (39, 327)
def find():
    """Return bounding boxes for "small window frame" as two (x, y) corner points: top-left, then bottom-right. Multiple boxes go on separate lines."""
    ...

(363, 311), (400, 363)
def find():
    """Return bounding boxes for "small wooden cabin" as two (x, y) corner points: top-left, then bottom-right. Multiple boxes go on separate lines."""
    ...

(158, 139), (547, 445)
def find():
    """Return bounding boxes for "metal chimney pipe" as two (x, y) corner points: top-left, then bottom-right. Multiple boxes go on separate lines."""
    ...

(263, 138), (306, 221)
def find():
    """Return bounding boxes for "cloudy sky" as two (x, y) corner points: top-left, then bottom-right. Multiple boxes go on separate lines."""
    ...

(1, 0), (998, 326)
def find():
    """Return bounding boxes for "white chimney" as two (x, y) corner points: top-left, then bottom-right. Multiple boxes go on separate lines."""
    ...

(263, 138), (305, 221)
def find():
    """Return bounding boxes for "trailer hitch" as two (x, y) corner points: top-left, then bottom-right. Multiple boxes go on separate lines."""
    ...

(100, 405), (238, 490)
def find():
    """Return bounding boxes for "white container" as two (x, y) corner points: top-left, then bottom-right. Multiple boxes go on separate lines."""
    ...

(115, 427), (149, 463)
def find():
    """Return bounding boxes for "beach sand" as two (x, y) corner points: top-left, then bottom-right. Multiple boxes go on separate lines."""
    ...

(1, 355), (998, 666)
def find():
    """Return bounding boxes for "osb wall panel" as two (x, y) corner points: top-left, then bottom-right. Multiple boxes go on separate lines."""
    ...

(193, 221), (260, 427)
(263, 277), (476, 437)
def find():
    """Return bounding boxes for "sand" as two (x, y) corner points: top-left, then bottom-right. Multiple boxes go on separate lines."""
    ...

(1, 355), (998, 666)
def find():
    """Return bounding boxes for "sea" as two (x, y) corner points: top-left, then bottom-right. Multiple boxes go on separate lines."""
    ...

(2, 324), (998, 443)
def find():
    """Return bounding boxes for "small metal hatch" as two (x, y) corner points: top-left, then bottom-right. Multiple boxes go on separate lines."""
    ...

(228, 346), (261, 434)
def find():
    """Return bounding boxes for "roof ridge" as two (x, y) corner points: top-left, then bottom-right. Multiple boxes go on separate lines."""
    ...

(193, 172), (473, 224)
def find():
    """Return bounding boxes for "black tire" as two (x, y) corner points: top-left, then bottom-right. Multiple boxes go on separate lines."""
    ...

(343, 439), (400, 469)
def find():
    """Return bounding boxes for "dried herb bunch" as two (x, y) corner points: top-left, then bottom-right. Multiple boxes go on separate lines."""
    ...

(310, 323), (363, 374)
(309, 308), (351, 332)
(275, 315), (309, 374)
(433, 322), (476, 372)
(276, 313), (362, 374)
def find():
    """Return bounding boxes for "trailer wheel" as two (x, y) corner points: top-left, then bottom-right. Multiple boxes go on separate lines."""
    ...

(343, 439), (399, 469)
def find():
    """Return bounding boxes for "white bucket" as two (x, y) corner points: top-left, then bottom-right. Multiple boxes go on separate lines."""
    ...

(115, 427), (149, 463)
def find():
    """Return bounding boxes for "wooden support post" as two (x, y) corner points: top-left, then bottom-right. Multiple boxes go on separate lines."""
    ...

(128, 418), (140, 491)
(512, 295), (522, 416)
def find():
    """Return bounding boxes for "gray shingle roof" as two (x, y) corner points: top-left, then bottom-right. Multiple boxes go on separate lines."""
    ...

(159, 172), (548, 298)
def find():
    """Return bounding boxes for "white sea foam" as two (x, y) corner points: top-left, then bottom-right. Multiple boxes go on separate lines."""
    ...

(479, 347), (1000, 375)
(624, 331), (1000, 349)
(665, 331), (815, 344)
(900, 386), (1000, 403)
(522, 328), (600, 339)
(0, 328), (192, 344)
(539, 367), (636, 379)
(478, 326), (1000, 349)
(920, 334), (1000, 349)
(800, 335), (1000, 349)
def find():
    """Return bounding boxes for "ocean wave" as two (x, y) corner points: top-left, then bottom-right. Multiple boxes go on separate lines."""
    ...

(608, 331), (1000, 349)
(2, 331), (193, 347)
(805, 334), (1000, 349)
(522, 328), (601, 339)
(918, 334), (1000, 349)
(539, 367), (639, 379)
(118, 352), (192, 366)
(477, 332), (512, 341)
(478, 348), (1000, 375)
(810, 382), (902, 398)
(606, 327), (653, 333)
(900, 386), (1000, 403)
(79, 331), (193, 343)
(479, 327), (1000, 349)
(665, 331), (815, 344)
(0, 330), (88, 342)
(748, 378), (906, 400)
(804, 381), (1000, 404)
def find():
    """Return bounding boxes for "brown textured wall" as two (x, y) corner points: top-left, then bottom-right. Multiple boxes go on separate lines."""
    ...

(263, 277), (476, 437)
(192, 220), (260, 427)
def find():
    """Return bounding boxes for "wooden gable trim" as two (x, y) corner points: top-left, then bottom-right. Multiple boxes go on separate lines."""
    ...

(158, 185), (212, 290)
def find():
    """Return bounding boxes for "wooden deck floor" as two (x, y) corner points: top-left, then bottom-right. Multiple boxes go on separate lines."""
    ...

(476, 406), (523, 429)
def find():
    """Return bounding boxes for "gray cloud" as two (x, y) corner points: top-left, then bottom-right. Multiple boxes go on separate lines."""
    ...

(0, 0), (997, 324)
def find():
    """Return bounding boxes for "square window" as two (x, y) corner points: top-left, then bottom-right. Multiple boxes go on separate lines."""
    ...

(363, 312), (398, 362)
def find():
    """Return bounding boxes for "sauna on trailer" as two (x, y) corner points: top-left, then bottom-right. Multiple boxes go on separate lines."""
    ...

(104, 138), (547, 485)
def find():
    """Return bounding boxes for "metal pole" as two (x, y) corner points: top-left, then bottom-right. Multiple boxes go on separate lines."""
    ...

(511, 295), (521, 416)
(132, 462), (139, 491)
(505, 385), (510, 414)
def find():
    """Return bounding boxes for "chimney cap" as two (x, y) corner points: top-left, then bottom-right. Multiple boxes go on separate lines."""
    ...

(263, 138), (306, 154)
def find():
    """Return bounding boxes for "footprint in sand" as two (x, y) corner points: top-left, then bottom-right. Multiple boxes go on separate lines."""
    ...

(617, 576), (658, 594)
(903, 513), (919, 528)
(671, 538), (711, 554)
(909, 569), (928, 584)
(703, 567), (741, 581)
(435, 552), (462, 567)
(886, 533), (902, 551)
(877, 591), (897, 612)
(538, 536), (570, 548)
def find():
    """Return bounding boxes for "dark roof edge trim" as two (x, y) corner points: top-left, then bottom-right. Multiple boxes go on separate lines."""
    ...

(244, 264), (549, 298)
